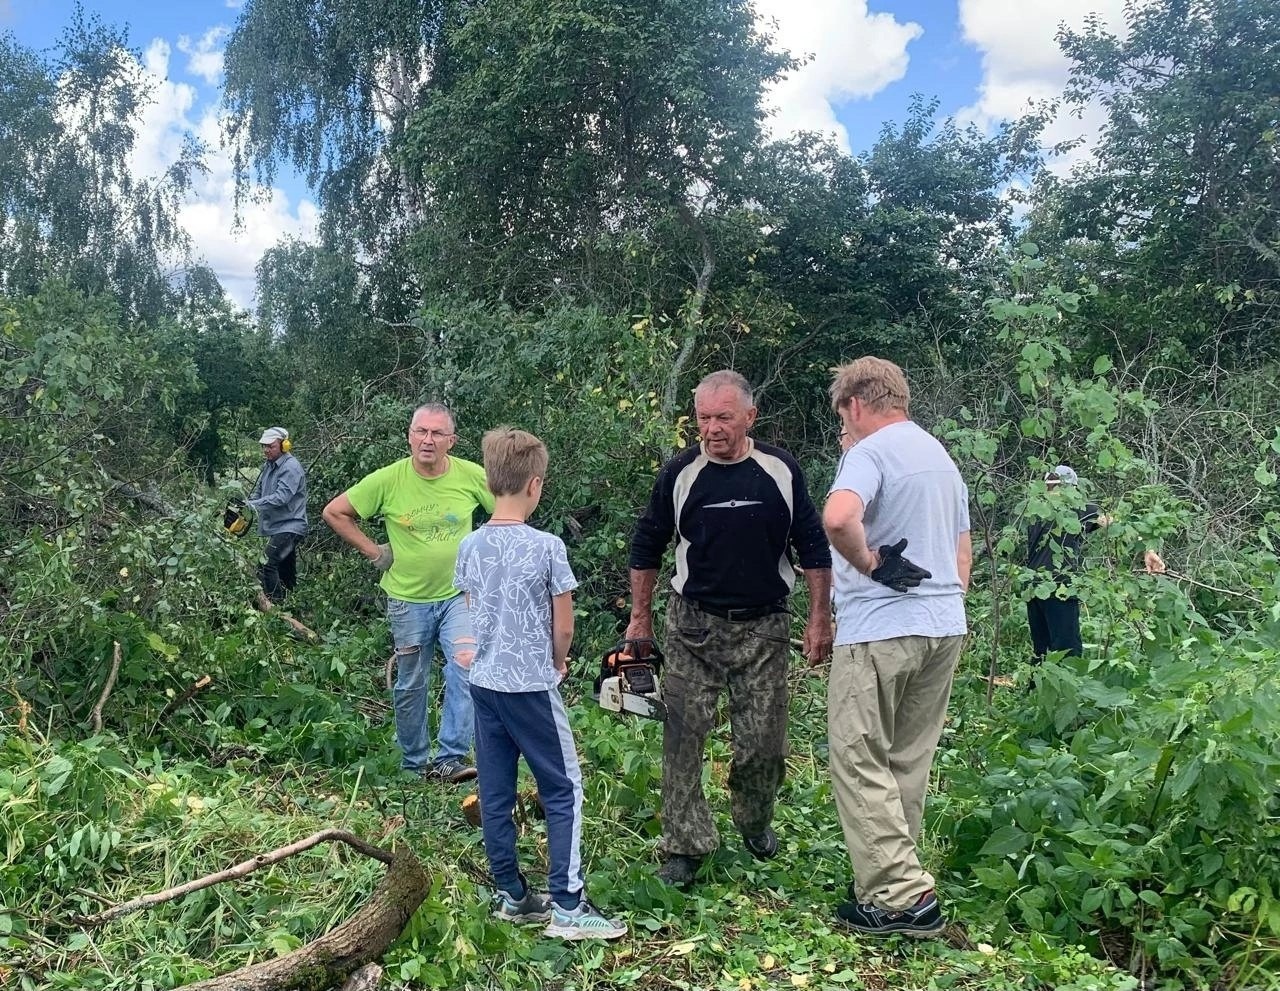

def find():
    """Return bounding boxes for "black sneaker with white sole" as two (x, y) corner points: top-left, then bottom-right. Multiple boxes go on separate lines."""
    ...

(835, 890), (945, 937)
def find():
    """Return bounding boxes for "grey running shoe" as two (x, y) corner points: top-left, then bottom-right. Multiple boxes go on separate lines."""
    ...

(494, 885), (552, 924)
(543, 899), (628, 941)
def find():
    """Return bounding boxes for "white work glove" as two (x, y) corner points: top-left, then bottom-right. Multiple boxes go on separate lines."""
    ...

(371, 544), (394, 572)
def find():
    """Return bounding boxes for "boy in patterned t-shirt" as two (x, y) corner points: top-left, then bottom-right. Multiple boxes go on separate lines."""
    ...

(454, 428), (627, 942)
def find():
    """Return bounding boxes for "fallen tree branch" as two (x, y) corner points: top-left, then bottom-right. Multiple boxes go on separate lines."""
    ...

(107, 475), (176, 516)
(152, 675), (213, 733)
(180, 846), (427, 991)
(255, 591), (319, 642)
(76, 829), (395, 927)
(90, 642), (122, 735)
(1152, 568), (1263, 604)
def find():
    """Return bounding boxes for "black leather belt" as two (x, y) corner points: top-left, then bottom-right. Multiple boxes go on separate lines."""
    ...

(683, 598), (787, 622)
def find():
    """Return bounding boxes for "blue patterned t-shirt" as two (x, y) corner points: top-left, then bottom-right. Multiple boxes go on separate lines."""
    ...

(454, 523), (578, 692)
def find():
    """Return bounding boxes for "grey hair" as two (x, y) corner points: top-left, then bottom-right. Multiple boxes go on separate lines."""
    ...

(695, 369), (754, 406)
(410, 403), (456, 432)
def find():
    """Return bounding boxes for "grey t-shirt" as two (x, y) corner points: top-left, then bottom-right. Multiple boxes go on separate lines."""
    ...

(829, 420), (969, 645)
(454, 523), (578, 692)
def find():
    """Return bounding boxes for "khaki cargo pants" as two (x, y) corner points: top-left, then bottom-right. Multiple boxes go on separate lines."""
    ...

(828, 634), (965, 910)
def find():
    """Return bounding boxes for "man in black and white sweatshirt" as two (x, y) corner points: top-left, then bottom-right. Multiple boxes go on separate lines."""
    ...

(626, 370), (832, 889)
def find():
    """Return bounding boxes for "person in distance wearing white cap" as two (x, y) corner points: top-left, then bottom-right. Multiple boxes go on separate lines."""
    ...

(247, 427), (308, 603)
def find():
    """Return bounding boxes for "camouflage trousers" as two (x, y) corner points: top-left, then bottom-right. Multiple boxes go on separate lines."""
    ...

(659, 594), (791, 858)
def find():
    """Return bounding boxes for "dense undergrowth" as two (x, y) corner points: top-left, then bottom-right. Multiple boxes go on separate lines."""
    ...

(6, 1), (1280, 984)
(5, 267), (1280, 989)
(4, 529), (1280, 990)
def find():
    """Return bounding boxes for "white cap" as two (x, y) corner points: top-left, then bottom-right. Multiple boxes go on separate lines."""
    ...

(1045, 464), (1078, 485)
(258, 427), (289, 445)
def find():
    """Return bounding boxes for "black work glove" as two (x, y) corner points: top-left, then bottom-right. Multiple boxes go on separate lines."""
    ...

(870, 538), (931, 592)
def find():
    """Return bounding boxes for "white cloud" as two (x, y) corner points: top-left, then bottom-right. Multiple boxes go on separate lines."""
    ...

(755, 0), (923, 152)
(125, 36), (318, 308)
(958, 0), (1133, 172)
(225, 0), (245, 8)
(177, 26), (229, 85)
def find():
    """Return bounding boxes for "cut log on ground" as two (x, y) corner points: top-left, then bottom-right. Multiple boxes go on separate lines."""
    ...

(90, 641), (123, 735)
(151, 675), (213, 735)
(181, 848), (427, 991)
(255, 591), (319, 642)
(75, 830), (428, 991)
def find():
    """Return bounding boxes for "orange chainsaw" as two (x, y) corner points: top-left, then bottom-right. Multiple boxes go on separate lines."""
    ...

(593, 638), (665, 721)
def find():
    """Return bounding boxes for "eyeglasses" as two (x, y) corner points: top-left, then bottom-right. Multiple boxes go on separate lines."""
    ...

(410, 428), (455, 441)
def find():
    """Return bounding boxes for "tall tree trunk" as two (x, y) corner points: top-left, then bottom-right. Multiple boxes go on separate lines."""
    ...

(662, 199), (716, 453)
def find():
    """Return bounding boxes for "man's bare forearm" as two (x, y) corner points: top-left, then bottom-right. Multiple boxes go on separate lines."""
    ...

(956, 531), (972, 592)
(805, 568), (832, 621)
(322, 494), (381, 561)
(625, 568), (659, 649)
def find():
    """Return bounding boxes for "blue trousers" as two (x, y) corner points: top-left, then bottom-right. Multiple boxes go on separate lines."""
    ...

(472, 685), (584, 909)
(387, 594), (476, 771)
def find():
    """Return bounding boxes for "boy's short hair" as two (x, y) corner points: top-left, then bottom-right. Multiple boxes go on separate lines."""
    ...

(481, 427), (548, 496)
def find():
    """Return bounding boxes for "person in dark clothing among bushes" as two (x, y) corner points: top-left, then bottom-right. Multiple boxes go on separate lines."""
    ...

(1026, 464), (1164, 661)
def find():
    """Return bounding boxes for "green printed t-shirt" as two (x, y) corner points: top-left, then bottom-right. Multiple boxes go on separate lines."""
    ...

(346, 456), (495, 603)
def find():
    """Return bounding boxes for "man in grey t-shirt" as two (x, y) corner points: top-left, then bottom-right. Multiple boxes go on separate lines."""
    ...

(822, 357), (971, 938)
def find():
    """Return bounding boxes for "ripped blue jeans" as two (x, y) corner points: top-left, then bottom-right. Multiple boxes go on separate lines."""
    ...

(386, 593), (476, 771)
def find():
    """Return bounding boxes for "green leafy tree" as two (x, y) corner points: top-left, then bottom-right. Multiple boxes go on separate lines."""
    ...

(1034, 0), (1280, 355)
(0, 15), (204, 321)
(254, 239), (408, 419)
(402, 0), (793, 304)
(222, 0), (449, 247)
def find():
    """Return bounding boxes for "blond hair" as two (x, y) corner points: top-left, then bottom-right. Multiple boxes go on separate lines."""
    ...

(481, 427), (548, 496)
(829, 357), (910, 415)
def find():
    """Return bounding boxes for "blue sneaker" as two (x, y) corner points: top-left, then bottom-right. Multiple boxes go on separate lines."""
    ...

(543, 898), (628, 941)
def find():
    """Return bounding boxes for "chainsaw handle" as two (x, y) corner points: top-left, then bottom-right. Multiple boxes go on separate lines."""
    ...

(614, 637), (659, 659)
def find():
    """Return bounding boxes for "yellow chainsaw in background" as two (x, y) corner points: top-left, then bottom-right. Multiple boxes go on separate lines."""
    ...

(223, 499), (250, 537)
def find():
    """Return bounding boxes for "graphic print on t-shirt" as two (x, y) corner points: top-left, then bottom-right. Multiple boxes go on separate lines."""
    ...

(395, 505), (466, 544)
(454, 524), (578, 693)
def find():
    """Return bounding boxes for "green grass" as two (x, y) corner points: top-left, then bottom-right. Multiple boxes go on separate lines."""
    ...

(3, 655), (1144, 991)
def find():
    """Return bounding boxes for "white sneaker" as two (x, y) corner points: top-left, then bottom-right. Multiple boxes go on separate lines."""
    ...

(543, 898), (628, 941)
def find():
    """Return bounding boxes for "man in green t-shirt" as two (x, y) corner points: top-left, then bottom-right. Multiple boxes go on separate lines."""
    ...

(323, 403), (495, 782)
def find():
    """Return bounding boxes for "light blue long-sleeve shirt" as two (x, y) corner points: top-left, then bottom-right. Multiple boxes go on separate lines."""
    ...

(249, 452), (308, 536)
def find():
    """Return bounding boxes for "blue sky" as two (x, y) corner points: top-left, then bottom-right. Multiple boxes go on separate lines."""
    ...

(3, 0), (1124, 305)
